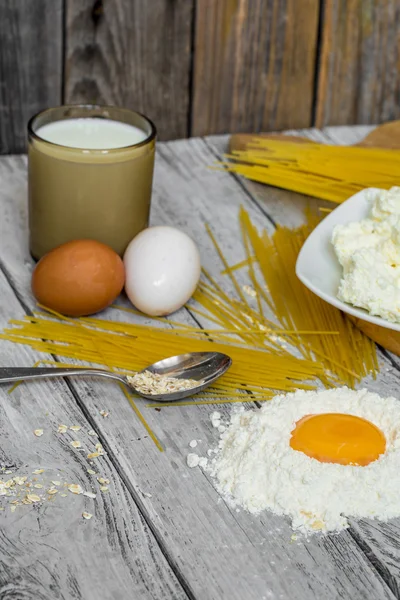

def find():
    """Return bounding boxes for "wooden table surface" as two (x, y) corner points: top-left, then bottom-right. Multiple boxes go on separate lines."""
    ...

(0, 125), (399, 600)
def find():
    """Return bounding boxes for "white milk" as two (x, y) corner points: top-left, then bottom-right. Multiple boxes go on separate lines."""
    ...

(36, 118), (148, 149)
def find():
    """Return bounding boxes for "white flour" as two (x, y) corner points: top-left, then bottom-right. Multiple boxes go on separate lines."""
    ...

(192, 388), (400, 535)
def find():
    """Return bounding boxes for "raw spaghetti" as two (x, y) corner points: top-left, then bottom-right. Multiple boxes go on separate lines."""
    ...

(221, 138), (400, 203)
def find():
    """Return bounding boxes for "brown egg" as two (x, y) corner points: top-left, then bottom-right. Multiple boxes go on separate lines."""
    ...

(32, 240), (125, 317)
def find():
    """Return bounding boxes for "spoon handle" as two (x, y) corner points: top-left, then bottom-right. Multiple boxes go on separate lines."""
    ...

(0, 366), (127, 385)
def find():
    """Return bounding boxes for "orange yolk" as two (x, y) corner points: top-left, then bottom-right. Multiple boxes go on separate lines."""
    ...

(290, 413), (386, 466)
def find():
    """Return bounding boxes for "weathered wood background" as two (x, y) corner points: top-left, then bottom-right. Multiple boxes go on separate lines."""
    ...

(0, 0), (399, 152)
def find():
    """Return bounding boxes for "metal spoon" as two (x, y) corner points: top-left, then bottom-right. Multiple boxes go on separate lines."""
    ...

(0, 352), (232, 402)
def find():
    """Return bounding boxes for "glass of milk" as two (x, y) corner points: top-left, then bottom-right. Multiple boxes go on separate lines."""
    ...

(28, 105), (156, 259)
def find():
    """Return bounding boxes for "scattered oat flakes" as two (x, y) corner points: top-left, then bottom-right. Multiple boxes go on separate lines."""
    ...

(87, 452), (100, 460)
(95, 443), (104, 453)
(99, 410), (109, 418)
(10, 505), (16, 513)
(47, 489), (58, 495)
(34, 484), (43, 489)
(142, 491), (152, 498)
(26, 494), (41, 503)
(33, 469), (44, 475)
(58, 424), (68, 433)
(4, 480), (14, 489)
(88, 430), (98, 436)
(70, 425), (81, 431)
(70, 440), (82, 449)
(83, 491), (96, 499)
(51, 481), (60, 486)
(34, 429), (44, 437)
(242, 284), (257, 298)
(97, 477), (109, 485)
(60, 493), (67, 497)
(82, 512), (93, 520)
(13, 477), (27, 485)
(5, 470), (12, 474)
(87, 469), (96, 475)
(67, 484), (83, 495)
(99, 486), (109, 492)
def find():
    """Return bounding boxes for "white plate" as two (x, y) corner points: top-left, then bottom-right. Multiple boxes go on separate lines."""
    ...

(295, 187), (400, 332)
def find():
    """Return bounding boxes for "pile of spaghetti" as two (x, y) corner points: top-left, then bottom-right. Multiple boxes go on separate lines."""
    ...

(222, 137), (400, 203)
(0, 208), (379, 450)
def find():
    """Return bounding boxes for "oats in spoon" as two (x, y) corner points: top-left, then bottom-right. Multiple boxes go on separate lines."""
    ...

(128, 371), (200, 396)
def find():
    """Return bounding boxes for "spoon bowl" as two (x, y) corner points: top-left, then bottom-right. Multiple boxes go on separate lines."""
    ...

(0, 351), (232, 402)
(134, 351), (232, 401)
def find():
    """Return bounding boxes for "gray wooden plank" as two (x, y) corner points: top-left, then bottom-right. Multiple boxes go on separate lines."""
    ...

(0, 273), (187, 598)
(64, 0), (193, 141)
(0, 146), (396, 599)
(0, 0), (63, 154)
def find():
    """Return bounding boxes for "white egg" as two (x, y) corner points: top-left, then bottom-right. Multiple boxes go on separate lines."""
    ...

(123, 226), (201, 316)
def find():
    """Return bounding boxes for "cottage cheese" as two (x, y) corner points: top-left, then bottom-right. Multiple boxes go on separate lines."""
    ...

(332, 186), (400, 322)
(191, 388), (400, 535)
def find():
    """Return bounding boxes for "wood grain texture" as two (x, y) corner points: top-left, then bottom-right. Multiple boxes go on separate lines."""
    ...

(0, 140), (397, 599)
(191, 0), (320, 136)
(65, 0), (193, 141)
(0, 248), (186, 597)
(0, 0), (63, 154)
(315, 0), (400, 127)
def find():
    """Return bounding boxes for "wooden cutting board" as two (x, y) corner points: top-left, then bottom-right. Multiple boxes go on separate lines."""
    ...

(230, 121), (400, 356)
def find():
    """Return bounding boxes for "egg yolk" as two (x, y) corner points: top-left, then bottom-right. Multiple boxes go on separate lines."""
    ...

(290, 413), (386, 466)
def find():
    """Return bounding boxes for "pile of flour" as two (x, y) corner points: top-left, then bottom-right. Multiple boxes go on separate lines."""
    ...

(188, 388), (400, 535)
